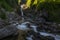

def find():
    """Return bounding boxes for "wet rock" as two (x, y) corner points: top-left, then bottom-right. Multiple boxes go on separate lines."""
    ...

(27, 30), (36, 36)
(26, 23), (32, 28)
(6, 12), (18, 21)
(32, 36), (41, 40)
(0, 25), (18, 39)
(32, 33), (41, 40)
(0, 18), (9, 29)
(34, 18), (46, 25)
(0, 19), (5, 28)
(36, 25), (43, 32)
(31, 32), (55, 40)
(1, 34), (18, 40)
(45, 22), (53, 25)
(58, 24), (60, 26)
(18, 30), (27, 40)
(6, 12), (21, 23)
(55, 30), (60, 34)
(45, 36), (55, 40)
(41, 12), (48, 18)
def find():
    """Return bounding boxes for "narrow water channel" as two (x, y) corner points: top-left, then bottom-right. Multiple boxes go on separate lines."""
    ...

(16, 21), (60, 40)
(16, 5), (60, 40)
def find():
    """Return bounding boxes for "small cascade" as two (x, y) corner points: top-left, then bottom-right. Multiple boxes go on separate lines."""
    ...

(20, 5), (25, 22)
(14, 5), (60, 40)
(16, 22), (30, 30)
(16, 22), (60, 40)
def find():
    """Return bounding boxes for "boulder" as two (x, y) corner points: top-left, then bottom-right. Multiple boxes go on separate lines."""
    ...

(0, 25), (18, 39)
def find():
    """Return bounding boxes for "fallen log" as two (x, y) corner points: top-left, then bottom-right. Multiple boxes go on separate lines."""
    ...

(0, 25), (18, 39)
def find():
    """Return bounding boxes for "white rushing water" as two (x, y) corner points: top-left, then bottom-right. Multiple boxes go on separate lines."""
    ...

(26, 37), (33, 40)
(20, 5), (25, 22)
(40, 32), (60, 40)
(16, 22), (30, 30)
(16, 4), (60, 40)
(16, 22), (60, 40)
(26, 35), (33, 40)
(30, 25), (38, 32)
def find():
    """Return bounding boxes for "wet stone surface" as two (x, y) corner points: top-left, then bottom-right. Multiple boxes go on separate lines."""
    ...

(0, 7), (60, 40)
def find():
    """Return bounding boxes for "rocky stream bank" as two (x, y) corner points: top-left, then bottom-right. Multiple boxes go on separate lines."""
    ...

(0, 8), (60, 40)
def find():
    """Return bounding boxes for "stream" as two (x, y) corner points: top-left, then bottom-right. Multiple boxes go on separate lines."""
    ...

(16, 5), (60, 40)
(16, 22), (60, 40)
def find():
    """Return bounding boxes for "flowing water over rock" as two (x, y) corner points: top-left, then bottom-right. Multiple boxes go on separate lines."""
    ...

(16, 21), (60, 40)
(20, 5), (25, 22)
(15, 5), (60, 40)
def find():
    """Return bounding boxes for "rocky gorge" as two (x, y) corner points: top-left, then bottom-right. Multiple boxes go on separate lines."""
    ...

(0, 4), (60, 40)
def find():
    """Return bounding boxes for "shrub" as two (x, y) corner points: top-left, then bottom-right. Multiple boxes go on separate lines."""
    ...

(25, 0), (60, 23)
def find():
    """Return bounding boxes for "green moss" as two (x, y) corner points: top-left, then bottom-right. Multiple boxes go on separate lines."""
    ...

(0, 12), (6, 20)
(0, 0), (18, 11)
(2, 2), (13, 11)
(36, 2), (60, 23)
(31, 1), (60, 23)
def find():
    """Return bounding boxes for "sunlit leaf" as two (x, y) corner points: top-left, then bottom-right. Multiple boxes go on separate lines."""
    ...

(26, 0), (32, 8)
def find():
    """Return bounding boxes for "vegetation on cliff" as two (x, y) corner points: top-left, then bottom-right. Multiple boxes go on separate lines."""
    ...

(0, 0), (60, 23)
(25, 0), (60, 23)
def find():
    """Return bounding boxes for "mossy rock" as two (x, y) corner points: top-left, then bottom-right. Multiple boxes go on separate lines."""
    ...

(0, 12), (6, 20)
(37, 2), (60, 23)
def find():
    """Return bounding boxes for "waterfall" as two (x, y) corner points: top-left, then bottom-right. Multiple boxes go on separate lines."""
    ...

(16, 4), (60, 40)
(20, 5), (25, 22)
